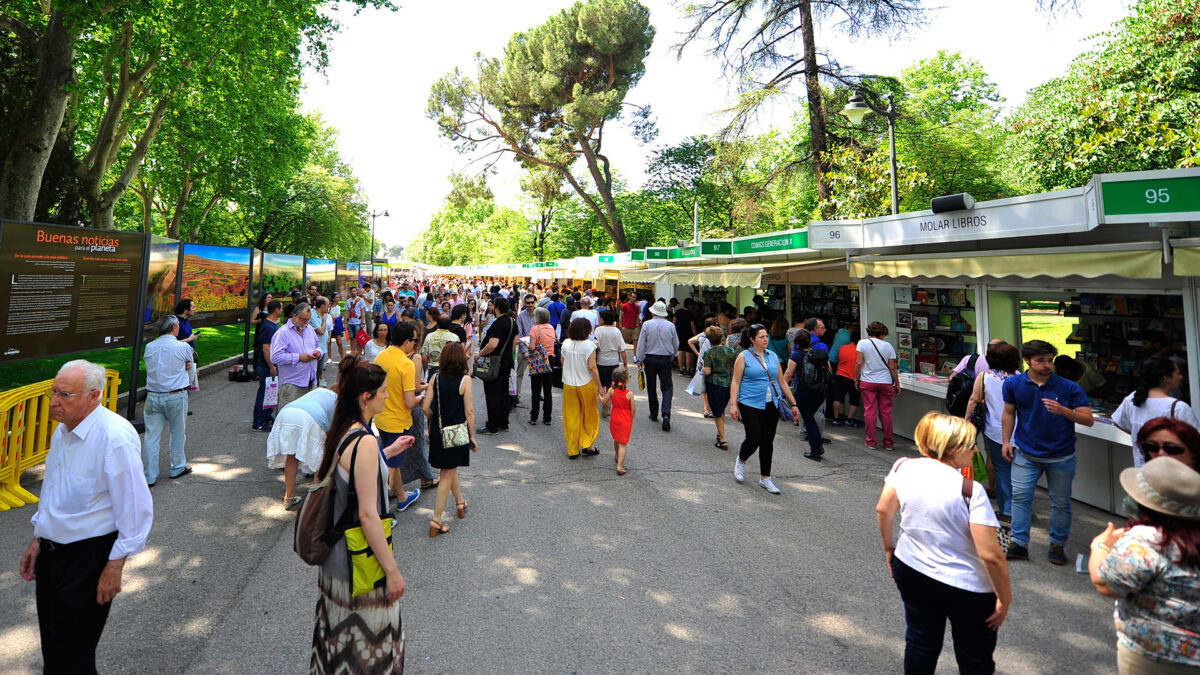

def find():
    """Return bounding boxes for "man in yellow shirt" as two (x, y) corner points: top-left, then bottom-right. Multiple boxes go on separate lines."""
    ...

(373, 321), (425, 513)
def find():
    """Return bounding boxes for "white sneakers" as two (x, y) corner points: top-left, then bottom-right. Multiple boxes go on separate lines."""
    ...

(734, 460), (746, 483)
(759, 477), (780, 494)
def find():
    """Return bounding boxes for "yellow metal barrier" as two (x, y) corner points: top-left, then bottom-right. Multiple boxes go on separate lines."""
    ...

(0, 369), (121, 511)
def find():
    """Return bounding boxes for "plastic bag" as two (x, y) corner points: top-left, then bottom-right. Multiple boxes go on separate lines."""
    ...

(685, 369), (706, 396)
(187, 361), (199, 391)
(263, 376), (280, 408)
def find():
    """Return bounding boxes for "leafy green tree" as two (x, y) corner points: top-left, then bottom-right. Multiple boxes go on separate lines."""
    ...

(644, 137), (732, 232)
(819, 144), (935, 218)
(427, 0), (656, 252)
(1009, 0), (1200, 191)
(520, 165), (570, 261)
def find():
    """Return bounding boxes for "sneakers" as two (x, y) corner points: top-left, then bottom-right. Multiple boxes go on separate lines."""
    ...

(476, 426), (498, 435)
(734, 460), (746, 483)
(1048, 544), (1068, 565)
(1006, 543), (1029, 560)
(662, 417), (670, 432)
(831, 419), (843, 427)
(759, 477), (781, 494)
(395, 488), (420, 513)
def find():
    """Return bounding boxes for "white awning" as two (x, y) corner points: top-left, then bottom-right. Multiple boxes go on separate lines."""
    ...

(620, 264), (764, 288)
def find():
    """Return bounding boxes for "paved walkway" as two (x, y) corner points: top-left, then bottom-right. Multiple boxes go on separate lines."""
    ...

(0, 365), (1122, 673)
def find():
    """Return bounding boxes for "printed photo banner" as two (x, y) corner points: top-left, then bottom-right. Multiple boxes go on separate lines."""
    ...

(144, 235), (180, 331)
(305, 258), (337, 298)
(181, 243), (251, 327)
(262, 252), (304, 299)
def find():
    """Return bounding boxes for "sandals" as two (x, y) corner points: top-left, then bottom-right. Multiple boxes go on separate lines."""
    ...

(456, 501), (468, 519)
(715, 436), (728, 451)
(616, 467), (628, 475)
(703, 411), (714, 418)
(429, 520), (450, 538)
(284, 496), (303, 511)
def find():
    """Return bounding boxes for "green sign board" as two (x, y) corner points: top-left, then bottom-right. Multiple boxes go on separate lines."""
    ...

(631, 250), (645, 261)
(1101, 173), (1200, 223)
(731, 231), (808, 255)
(598, 254), (614, 263)
(646, 248), (669, 260)
(702, 241), (732, 256)
(667, 245), (700, 259)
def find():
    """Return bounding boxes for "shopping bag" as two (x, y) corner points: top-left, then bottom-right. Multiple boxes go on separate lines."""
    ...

(187, 361), (199, 391)
(263, 376), (280, 408)
(355, 328), (370, 348)
(685, 369), (706, 396)
(508, 368), (517, 396)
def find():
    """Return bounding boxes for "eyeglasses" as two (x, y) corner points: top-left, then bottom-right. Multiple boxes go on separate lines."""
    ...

(1143, 441), (1187, 456)
(49, 389), (83, 400)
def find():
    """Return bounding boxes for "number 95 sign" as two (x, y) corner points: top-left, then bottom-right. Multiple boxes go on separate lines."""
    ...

(1098, 170), (1200, 224)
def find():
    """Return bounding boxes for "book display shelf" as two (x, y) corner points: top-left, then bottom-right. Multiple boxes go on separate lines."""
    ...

(893, 286), (977, 375)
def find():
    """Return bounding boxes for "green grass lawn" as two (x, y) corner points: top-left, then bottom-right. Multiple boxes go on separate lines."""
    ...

(0, 323), (250, 395)
(1020, 312), (1079, 359)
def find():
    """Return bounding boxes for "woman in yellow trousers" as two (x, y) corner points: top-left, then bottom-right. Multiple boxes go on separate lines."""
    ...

(561, 318), (602, 458)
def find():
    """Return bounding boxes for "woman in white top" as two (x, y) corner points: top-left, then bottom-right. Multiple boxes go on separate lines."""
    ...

(856, 321), (900, 450)
(561, 318), (602, 458)
(876, 412), (1012, 673)
(361, 321), (389, 364)
(965, 341), (1021, 521)
(594, 308), (627, 416)
(688, 322), (715, 418)
(1113, 356), (1200, 468)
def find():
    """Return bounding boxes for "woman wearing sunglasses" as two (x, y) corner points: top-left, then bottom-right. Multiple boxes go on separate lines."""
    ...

(1135, 417), (1200, 472)
(1113, 357), (1199, 468)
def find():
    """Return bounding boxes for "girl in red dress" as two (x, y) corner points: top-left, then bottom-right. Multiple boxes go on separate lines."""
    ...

(600, 367), (636, 475)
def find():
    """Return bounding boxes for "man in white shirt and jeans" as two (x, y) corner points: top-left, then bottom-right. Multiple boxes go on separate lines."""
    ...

(142, 314), (196, 485)
(20, 360), (154, 674)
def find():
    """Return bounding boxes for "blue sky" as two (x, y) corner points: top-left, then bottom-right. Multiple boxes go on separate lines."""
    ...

(184, 243), (251, 265)
(302, 0), (1132, 249)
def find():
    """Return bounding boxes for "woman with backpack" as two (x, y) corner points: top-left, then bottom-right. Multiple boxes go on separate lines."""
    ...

(784, 329), (828, 460)
(965, 342), (1022, 523)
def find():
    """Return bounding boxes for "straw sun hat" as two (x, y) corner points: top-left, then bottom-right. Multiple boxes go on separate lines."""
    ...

(1120, 456), (1200, 520)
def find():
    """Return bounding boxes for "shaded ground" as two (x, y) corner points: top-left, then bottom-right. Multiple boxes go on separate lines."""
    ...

(0, 364), (1120, 673)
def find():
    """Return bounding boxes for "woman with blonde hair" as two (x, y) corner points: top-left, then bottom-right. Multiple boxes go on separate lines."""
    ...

(876, 412), (1011, 673)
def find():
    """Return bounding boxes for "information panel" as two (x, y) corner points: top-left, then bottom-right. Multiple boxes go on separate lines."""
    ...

(0, 221), (145, 362)
(144, 235), (180, 331)
(181, 243), (251, 327)
(262, 252), (304, 297)
(337, 262), (360, 300)
(305, 258), (337, 298)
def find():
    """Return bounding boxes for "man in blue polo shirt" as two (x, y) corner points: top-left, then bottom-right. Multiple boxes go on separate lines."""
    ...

(1001, 340), (1094, 565)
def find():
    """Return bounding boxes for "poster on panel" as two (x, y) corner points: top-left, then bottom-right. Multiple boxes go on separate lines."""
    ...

(338, 261), (360, 300)
(305, 258), (337, 298)
(144, 235), (180, 333)
(0, 221), (145, 362)
(261, 252), (305, 298)
(180, 243), (251, 327)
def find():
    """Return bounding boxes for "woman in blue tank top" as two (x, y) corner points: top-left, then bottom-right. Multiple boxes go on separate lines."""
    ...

(730, 324), (800, 495)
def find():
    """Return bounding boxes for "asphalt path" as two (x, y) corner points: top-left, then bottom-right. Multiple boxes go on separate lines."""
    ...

(0, 363), (1121, 673)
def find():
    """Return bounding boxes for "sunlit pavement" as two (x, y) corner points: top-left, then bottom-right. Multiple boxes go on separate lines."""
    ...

(0, 365), (1120, 673)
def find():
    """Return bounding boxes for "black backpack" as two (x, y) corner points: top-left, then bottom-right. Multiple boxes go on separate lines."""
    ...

(800, 349), (831, 393)
(945, 354), (980, 417)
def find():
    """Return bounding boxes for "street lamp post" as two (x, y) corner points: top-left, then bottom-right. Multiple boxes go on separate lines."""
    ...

(841, 91), (899, 215)
(369, 209), (389, 261)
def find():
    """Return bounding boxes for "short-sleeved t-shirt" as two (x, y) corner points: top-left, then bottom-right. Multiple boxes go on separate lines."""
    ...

(374, 346), (416, 434)
(1098, 525), (1200, 666)
(1112, 394), (1200, 467)
(620, 302), (640, 329)
(561, 339), (596, 387)
(885, 457), (999, 593)
(857, 338), (897, 384)
(595, 326), (626, 367)
(836, 343), (857, 380)
(704, 345), (736, 388)
(255, 319), (279, 369)
(420, 329), (460, 369)
(1002, 373), (1089, 459)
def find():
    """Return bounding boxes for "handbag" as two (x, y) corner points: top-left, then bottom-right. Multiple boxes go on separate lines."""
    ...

(967, 373), (987, 432)
(473, 318), (515, 382)
(748, 350), (794, 422)
(435, 374), (471, 448)
(355, 328), (370, 349)
(262, 376), (279, 408)
(527, 326), (553, 375)
(294, 429), (369, 565)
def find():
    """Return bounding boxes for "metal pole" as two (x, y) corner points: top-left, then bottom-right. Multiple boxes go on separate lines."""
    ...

(126, 233), (152, 423)
(369, 212), (376, 261)
(887, 93), (899, 215)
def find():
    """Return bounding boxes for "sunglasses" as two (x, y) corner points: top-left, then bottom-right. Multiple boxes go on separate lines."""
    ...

(750, 324), (766, 332)
(1143, 441), (1187, 456)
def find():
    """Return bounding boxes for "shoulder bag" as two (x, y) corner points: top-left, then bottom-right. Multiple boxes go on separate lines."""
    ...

(527, 325), (553, 375)
(473, 318), (515, 382)
(967, 372), (987, 432)
(436, 374), (472, 448)
(294, 429), (369, 565)
(748, 349), (795, 422)
(338, 437), (393, 597)
(868, 338), (897, 386)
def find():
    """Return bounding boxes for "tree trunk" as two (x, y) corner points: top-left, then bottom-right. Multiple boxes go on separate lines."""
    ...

(575, 137), (630, 252)
(799, 0), (830, 212)
(0, 11), (75, 221)
(79, 97), (170, 229)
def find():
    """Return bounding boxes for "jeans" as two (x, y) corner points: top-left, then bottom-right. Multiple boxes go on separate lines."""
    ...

(529, 372), (553, 422)
(143, 391), (188, 483)
(738, 402), (780, 477)
(983, 436), (1012, 518)
(860, 381), (895, 448)
(252, 365), (275, 427)
(891, 557), (998, 675)
(1010, 449), (1076, 548)
(797, 389), (823, 456)
(484, 368), (512, 432)
(642, 355), (673, 420)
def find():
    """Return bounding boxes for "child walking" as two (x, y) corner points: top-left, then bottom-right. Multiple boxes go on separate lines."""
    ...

(600, 367), (636, 475)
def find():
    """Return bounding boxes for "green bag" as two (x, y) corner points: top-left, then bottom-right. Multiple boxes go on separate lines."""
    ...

(344, 517), (392, 597)
(971, 448), (990, 485)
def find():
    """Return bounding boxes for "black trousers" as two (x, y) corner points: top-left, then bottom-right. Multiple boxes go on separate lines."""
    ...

(36, 531), (119, 675)
(892, 556), (998, 675)
(529, 372), (553, 422)
(484, 367), (512, 431)
(642, 354), (673, 419)
(738, 402), (779, 476)
(797, 389), (824, 455)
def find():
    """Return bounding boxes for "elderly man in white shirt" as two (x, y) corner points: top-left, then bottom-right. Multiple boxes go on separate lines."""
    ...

(19, 360), (154, 674)
(142, 314), (196, 485)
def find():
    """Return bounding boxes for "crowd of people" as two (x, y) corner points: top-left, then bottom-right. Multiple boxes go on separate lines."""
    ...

(19, 271), (1200, 674)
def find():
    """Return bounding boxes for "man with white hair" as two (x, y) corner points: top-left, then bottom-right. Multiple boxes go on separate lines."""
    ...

(142, 314), (195, 485)
(19, 360), (154, 674)
(573, 296), (600, 332)
(270, 301), (322, 410)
